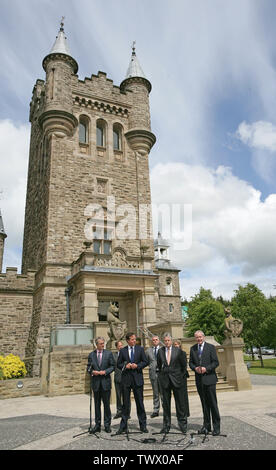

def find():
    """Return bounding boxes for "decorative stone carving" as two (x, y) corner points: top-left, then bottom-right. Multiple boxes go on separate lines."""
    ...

(95, 248), (141, 269)
(224, 307), (243, 338)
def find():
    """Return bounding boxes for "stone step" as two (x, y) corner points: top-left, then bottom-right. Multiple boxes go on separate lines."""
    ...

(140, 368), (235, 397)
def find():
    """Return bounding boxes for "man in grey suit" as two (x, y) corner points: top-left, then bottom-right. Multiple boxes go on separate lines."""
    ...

(87, 336), (115, 433)
(145, 335), (163, 418)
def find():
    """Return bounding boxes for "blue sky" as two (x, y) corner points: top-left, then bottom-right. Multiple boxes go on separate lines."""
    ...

(1, 0), (276, 300)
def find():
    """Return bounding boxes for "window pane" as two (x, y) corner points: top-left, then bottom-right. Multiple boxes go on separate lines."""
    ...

(79, 122), (87, 143)
(113, 129), (120, 150)
(94, 240), (101, 254)
(97, 125), (104, 146)
(103, 241), (111, 255)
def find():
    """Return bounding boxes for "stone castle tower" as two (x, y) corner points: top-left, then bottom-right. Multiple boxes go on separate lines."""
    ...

(0, 22), (182, 358)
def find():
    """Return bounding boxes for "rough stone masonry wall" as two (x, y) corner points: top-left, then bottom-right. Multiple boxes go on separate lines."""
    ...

(22, 116), (50, 274)
(0, 268), (35, 356)
(43, 73), (154, 266)
(47, 345), (91, 396)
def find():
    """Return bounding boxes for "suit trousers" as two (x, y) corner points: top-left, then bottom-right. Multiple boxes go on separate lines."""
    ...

(196, 379), (220, 432)
(150, 376), (162, 413)
(93, 384), (111, 428)
(115, 381), (123, 414)
(120, 374), (146, 430)
(162, 378), (188, 428)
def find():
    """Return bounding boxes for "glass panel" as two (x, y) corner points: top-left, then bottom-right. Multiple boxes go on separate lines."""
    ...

(79, 122), (87, 143)
(97, 125), (104, 146)
(113, 129), (120, 150)
(94, 240), (101, 254)
(103, 241), (111, 255)
(56, 328), (75, 345)
(75, 328), (93, 345)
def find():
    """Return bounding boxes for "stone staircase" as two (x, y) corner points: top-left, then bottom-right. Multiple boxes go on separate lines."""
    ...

(142, 366), (235, 400)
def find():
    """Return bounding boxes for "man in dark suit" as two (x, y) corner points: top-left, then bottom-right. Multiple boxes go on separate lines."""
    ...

(87, 336), (115, 433)
(189, 330), (221, 436)
(157, 333), (189, 434)
(112, 340), (124, 419)
(116, 332), (148, 434)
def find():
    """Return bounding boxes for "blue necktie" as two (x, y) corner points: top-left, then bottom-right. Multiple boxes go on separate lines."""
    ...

(198, 344), (202, 357)
(130, 347), (134, 363)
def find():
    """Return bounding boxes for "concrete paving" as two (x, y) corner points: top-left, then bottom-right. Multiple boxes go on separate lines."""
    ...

(1, 375), (276, 452)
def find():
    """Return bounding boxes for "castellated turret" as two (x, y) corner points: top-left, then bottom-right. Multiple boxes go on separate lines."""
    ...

(40, 19), (78, 137)
(120, 43), (156, 155)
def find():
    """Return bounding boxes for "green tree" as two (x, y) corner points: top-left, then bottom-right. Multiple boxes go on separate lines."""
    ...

(186, 287), (225, 343)
(266, 296), (276, 352)
(231, 283), (274, 367)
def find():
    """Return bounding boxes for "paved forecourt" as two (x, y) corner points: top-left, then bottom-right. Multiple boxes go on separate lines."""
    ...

(0, 375), (276, 451)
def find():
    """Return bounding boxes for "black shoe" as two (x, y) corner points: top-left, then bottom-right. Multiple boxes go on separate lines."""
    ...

(90, 425), (101, 433)
(179, 425), (187, 434)
(212, 430), (220, 436)
(113, 413), (122, 419)
(160, 427), (170, 434)
(151, 412), (159, 418)
(140, 427), (149, 433)
(115, 428), (126, 435)
(105, 426), (111, 433)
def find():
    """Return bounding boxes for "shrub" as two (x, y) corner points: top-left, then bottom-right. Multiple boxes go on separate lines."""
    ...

(0, 354), (27, 380)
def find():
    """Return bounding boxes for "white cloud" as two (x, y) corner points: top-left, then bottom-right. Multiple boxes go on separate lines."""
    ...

(151, 161), (276, 298)
(0, 119), (30, 270)
(236, 120), (276, 182)
(237, 121), (276, 152)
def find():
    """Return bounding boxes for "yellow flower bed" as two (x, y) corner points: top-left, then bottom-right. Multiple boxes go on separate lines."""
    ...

(0, 354), (27, 380)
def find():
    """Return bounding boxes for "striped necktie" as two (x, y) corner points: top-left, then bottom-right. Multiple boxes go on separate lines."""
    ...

(97, 350), (102, 366)
(167, 348), (171, 365)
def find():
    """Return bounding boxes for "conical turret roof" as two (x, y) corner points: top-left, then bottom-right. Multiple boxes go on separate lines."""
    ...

(120, 42), (151, 92)
(50, 21), (72, 56)
(125, 42), (147, 79)
(43, 18), (78, 73)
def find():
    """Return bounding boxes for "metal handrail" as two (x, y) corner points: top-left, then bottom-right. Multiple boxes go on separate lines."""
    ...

(137, 325), (165, 346)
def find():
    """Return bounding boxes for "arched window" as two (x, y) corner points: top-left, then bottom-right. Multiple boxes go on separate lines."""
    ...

(113, 123), (122, 150)
(96, 120), (106, 147)
(166, 278), (173, 295)
(79, 116), (89, 144)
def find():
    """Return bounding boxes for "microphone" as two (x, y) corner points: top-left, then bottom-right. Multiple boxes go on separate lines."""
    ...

(122, 361), (128, 372)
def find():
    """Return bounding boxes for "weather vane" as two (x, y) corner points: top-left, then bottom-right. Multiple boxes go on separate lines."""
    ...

(132, 40), (136, 55)
(60, 16), (65, 31)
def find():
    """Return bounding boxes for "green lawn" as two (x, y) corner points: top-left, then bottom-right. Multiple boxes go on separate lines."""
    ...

(244, 356), (276, 375)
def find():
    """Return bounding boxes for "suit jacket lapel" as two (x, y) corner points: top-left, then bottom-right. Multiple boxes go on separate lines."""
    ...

(201, 343), (208, 362)
(93, 350), (100, 370)
(170, 346), (176, 365)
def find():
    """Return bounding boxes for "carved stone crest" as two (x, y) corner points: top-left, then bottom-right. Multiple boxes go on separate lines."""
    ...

(95, 248), (141, 269)
(224, 307), (243, 338)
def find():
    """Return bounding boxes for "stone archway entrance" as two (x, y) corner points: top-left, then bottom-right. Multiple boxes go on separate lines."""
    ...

(68, 264), (158, 338)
